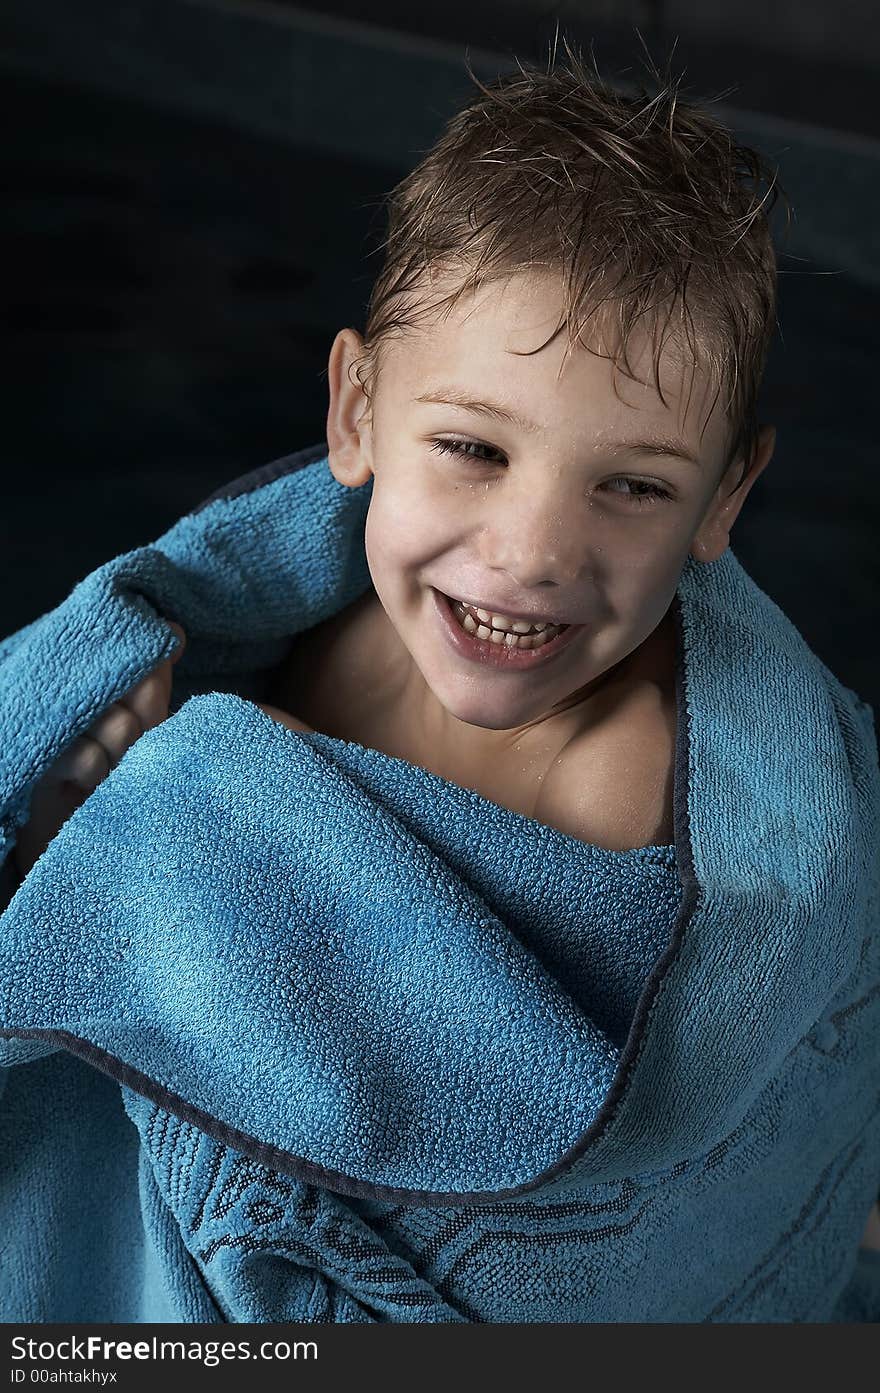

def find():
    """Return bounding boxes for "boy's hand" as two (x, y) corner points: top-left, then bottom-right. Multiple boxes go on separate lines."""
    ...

(12, 621), (187, 880)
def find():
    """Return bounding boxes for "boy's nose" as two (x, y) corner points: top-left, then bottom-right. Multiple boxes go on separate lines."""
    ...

(476, 488), (587, 590)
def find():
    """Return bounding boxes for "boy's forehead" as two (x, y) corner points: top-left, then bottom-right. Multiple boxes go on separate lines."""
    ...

(382, 275), (730, 457)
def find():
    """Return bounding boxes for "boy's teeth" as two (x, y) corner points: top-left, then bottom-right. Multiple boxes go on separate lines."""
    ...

(453, 599), (561, 650)
(470, 604), (550, 634)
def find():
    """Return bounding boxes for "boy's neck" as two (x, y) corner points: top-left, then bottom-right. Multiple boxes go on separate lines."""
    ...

(348, 590), (676, 783)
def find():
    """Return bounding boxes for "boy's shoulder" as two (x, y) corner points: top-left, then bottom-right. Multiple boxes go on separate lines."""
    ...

(536, 633), (677, 852)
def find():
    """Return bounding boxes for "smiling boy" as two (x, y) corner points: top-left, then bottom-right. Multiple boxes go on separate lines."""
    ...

(263, 270), (774, 851)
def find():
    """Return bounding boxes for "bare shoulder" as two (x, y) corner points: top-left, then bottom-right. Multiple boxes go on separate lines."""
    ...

(535, 680), (676, 852)
(253, 701), (315, 734)
(261, 588), (381, 739)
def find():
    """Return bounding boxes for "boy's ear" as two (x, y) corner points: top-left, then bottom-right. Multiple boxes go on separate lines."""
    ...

(691, 423), (777, 563)
(326, 328), (374, 488)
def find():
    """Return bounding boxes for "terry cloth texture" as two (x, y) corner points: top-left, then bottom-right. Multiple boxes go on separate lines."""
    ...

(1, 441), (879, 1323)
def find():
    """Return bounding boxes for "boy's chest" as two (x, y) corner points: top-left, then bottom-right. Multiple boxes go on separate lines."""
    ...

(263, 596), (677, 852)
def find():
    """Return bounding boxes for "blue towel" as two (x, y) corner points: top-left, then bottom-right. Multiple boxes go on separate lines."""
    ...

(1, 442), (878, 1323)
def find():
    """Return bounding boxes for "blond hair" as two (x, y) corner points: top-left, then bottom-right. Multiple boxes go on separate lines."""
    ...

(351, 34), (791, 488)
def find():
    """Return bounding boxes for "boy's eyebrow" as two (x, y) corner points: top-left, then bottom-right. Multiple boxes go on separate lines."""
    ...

(415, 387), (541, 435)
(414, 388), (701, 465)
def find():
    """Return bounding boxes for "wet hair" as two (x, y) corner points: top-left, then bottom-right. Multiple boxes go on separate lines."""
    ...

(350, 32), (791, 490)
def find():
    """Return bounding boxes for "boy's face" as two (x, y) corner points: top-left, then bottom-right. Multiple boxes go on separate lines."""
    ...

(327, 270), (773, 735)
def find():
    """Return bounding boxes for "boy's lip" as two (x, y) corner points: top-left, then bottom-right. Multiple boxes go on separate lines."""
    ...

(431, 588), (583, 669)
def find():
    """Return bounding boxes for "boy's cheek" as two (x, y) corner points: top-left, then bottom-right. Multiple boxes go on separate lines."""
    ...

(369, 499), (459, 565)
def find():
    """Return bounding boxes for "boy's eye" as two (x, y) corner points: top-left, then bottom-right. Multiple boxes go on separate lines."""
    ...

(431, 437), (499, 465)
(428, 437), (673, 507)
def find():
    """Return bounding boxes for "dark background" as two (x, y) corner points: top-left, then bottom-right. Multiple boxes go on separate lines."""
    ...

(2, 0), (878, 710)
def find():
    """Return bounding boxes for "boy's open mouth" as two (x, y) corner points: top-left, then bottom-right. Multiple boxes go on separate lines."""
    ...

(449, 597), (569, 651)
(432, 588), (579, 669)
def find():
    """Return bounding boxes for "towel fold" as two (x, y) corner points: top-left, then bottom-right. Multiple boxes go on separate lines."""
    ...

(1, 441), (878, 1322)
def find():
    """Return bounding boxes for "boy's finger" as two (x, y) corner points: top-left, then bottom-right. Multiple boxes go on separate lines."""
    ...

(53, 734), (113, 790)
(87, 702), (143, 754)
(121, 670), (171, 729)
(115, 622), (184, 726)
(165, 621), (187, 665)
